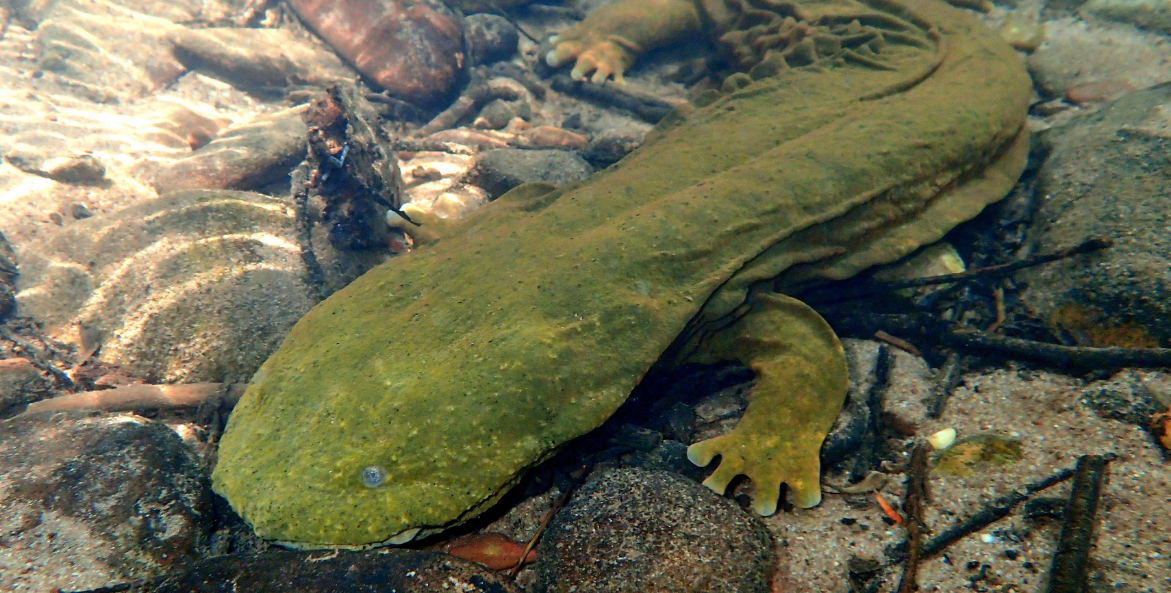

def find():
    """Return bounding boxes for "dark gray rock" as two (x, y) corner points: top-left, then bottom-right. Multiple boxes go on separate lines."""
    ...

(465, 13), (519, 66)
(476, 98), (530, 129)
(153, 548), (522, 593)
(467, 148), (593, 198)
(0, 358), (47, 416)
(1020, 82), (1171, 346)
(152, 107), (308, 194)
(0, 413), (212, 591)
(584, 129), (645, 168)
(1079, 370), (1170, 426)
(534, 468), (776, 593)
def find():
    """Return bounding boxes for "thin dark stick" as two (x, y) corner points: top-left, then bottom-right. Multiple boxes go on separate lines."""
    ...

(918, 464), (1076, 559)
(895, 442), (931, 593)
(508, 464), (589, 578)
(831, 313), (1171, 370)
(0, 326), (73, 390)
(804, 238), (1112, 305)
(1046, 454), (1114, 593)
(548, 74), (676, 123)
(926, 351), (965, 418)
(944, 329), (1171, 369)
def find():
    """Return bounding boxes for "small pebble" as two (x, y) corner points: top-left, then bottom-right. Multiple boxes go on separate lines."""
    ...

(980, 533), (996, 544)
(1005, 549), (1019, 560)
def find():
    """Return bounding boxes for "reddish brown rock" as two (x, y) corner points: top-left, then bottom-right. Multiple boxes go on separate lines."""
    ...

(522, 126), (589, 150)
(443, 532), (537, 571)
(285, 0), (465, 105)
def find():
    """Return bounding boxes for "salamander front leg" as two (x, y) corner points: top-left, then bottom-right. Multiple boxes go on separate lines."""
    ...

(686, 292), (848, 515)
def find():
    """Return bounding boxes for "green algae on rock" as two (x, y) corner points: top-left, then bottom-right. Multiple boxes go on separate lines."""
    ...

(212, 0), (1032, 547)
(932, 433), (1025, 477)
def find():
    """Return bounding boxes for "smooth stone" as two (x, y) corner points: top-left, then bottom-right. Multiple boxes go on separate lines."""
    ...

(533, 468), (776, 593)
(153, 108), (308, 194)
(1026, 17), (1171, 98)
(285, 0), (465, 105)
(0, 413), (212, 592)
(4, 150), (107, 184)
(14, 190), (357, 383)
(34, 0), (188, 102)
(169, 27), (356, 94)
(152, 548), (522, 593)
(41, 154), (107, 184)
(465, 13), (519, 66)
(474, 98), (529, 130)
(466, 148), (593, 198)
(1020, 82), (1171, 345)
(1083, 0), (1171, 32)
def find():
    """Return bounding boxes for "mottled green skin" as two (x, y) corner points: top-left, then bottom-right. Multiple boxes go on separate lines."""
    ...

(213, 0), (1032, 547)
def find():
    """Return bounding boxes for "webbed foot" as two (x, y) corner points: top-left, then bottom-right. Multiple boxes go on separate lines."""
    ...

(546, 33), (634, 84)
(684, 293), (848, 515)
(544, 0), (702, 84)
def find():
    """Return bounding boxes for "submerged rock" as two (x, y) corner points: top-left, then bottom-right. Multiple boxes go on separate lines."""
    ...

(1026, 18), (1171, 98)
(1083, 0), (1171, 32)
(285, 0), (465, 105)
(34, 0), (189, 102)
(465, 13), (520, 66)
(13, 190), (376, 383)
(466, 148), (593, 198)
(169, 27), (356, 94)
(533, 468), (776, 593)
(0, 413), (212, 592)
(1021, 82), (1171, 346)
(152, 548), (522, 593)
(152, 107), (309, 194)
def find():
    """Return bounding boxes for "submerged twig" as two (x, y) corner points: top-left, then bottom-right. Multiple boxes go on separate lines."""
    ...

(548, 74), (678, 123)
(508, 464), (589, 578)
(916, 462), (1076, 559)
(1046, 454), (1115, 593)
(831, 312), (1171, 370)
(804, 238), (1112, 306)
(895, 442), (931, 593)
(925, 351), (966, 419)
(19, 383), (246, 416)
(0, 325), (73, 390)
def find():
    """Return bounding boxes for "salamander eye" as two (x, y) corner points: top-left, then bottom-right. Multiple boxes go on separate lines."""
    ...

(360, 465), (387, 488)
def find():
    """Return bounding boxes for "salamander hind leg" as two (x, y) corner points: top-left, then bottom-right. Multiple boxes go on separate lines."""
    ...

(545, 0), (702, 84)
(685, 293), (848, 515)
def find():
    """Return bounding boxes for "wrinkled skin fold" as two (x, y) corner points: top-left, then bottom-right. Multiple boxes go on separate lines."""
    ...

(212, 0), (1032, 547)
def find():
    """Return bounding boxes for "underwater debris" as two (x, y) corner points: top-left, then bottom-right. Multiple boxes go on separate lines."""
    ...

(1046, 454), (1115, 593)
(442, 532), (536, 571)
(895, 442), (931, 593)
(19, 383), (245, 417)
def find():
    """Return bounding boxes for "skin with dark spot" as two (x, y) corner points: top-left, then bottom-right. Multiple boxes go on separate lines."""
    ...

(213, 0), (1032, 547)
